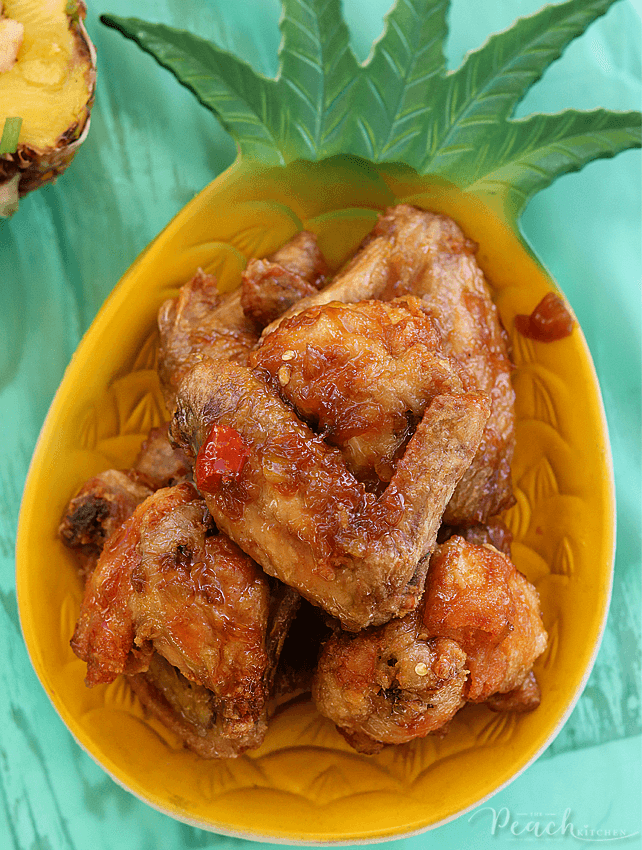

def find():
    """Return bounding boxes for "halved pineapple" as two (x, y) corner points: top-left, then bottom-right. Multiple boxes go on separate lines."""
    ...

(0, 0), (96, 216)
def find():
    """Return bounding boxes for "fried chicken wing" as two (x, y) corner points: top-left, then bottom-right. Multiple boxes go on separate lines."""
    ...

(438, 516), (514, 557)
(170, 359), (489, 630)
(59, 469), (153, 578)
(312, 617), (467, 754)
(241, 230), (328, 328)
(262, 205), (515, 523)
(312, 536), (546, 753)
(71, 482), (273, 748)
(59, 424), (192, 578)
(422, 536), (547, 701)
(259, 206), (428, 334)
(251, 297), (466, 486)
(157, 270), (258, 410)
(373, 205), (516, 523)
(127, 653), (264, 758)
(133, 423), (191, 489)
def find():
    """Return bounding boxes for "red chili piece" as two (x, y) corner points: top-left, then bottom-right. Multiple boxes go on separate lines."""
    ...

(514, 291), (575, 342)
(195, 424), (250, 490)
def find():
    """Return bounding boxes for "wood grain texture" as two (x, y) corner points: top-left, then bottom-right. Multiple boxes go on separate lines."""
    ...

(0, 0), (639, 845)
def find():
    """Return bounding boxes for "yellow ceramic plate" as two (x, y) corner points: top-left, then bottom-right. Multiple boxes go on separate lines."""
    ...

(16, 157), (614, 843)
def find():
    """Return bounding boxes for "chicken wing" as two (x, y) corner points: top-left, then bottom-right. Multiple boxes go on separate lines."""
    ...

(170, 359), (489, 630)
(71, 482), (273, 749)
(157, 270), (258, 410)
(127, 652), (263, 758)
(251, 297), (466, 487)
(312, 536), (546, 752)
(59, 469), (153, 579)
(422, 536), (547, 702)
(373, 205), (516, 523)
(259, 206), (429, 334)
(312, 616), (467, 754)
(262, 205), (515, 523)
(241, 230), (328, 328)
(59, 424), (191, 578)
(132, 423), (191, 489)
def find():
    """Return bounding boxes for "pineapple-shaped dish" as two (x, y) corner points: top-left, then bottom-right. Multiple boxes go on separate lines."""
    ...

(16, 0), (640, 842)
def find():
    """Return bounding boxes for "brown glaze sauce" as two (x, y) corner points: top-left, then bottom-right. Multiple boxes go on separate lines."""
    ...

(515, 292), (574, 342)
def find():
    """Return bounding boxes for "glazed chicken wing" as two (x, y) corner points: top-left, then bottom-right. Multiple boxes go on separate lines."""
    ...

(259, 208), (424, 334)
(59, 469), (153, 579)
(262, 205), (515, 523)
(170, 359), (489, 630)
(157, 270), (258, 410)
(59, 424), (191, 578)
(127, 653), (263, 759)
(312, 536), (547, 752)
(312, 616), (467, 754)
(376, 206), (515, 523)
(159, 231), (331, 410)
(422, 536), (547, 702)
(241, 230), (328, 328)
(71, 482), (273, 750)
(132, 423), (191, 489)
(251, 297), (466, 486)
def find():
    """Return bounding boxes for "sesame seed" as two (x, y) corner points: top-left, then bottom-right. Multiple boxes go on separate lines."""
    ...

(415, 662), (429, 676)
(281, 350), (296, 361)
(278, 365), (291, 385)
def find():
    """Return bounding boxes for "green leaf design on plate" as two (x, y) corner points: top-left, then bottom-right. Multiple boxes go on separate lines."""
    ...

(350, 0), (450, 162)
(101, 0), (641, 218)
(278, 0), (359, 159)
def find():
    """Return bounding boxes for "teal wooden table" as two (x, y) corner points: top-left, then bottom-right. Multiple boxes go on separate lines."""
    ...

(1, 0), (640, 846)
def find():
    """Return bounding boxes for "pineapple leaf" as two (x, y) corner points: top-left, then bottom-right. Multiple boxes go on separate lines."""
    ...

(101, 0), (641, 218)
(353, 0), (449, 162)
(278, 0), (360, 158)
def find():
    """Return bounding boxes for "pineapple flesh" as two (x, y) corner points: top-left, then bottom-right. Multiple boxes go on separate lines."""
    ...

(0, 0), (95, 215)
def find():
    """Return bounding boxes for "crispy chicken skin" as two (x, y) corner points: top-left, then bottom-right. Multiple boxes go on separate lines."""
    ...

(438, 516), (514, 557)
(127, 653), (264, 758)
(485, 671), (541, 713)
(241, 230), (328, 328)
(263, 205), (515, 523)
(71, 482), (272, 747)
(375, 206), (516, 524)
(59, 470), (153, 578)
(170, 359), (489, 630)
(312, 536), (546, 752)
(422, 536), (547, 702)
(312, 617), (468, 754)
(59, 424), (191, 578)
(157, 270), (258, 410)
(133, 424), (191, 489)
(251, 297), (466, 486)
